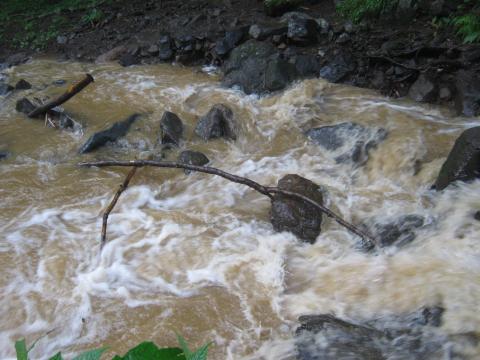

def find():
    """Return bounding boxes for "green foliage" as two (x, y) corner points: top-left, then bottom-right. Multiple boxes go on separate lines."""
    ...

(452, 13), (480, 43)
(81, 8), (105, 27)
(15, 335), (210, 360)
(336, 0), (398, 23)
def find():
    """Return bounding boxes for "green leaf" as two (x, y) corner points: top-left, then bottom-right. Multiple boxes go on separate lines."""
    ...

(72, 348), (106, 360)
(15, 339), (28, 360)
(176, 335), (191, 358)
(113, 342), (185, 360)
(48, 352), (63, 360)
(188, 343), (210, 360)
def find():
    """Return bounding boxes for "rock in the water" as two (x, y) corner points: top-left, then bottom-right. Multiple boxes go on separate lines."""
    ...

(0, 83), (14, 95)
(95, 45), (127, 63)
(319, 53), (356, 83)
(435, 126), (480, 191)
(361, 214), (426, 251)
(296, 307), (450, 360)
(178, 150), (210, 174)
(15, 79), (31, 90)
(306, 122), (387, 165)
(270, 174), (323, 243)
(195, 104), (238, 141)
(223, 40), (299, 94)
(408, 74), (438, 102)
(16, 97), (37, 114)
(0, 150), (9, 160)
(159, 111), (183, 146)
(474, 211), (480, 221)
(118, 53), (140, 67)
(287, 17), (318, 44)
(454, 70), (480, 117)
(79, 114), (139, 153)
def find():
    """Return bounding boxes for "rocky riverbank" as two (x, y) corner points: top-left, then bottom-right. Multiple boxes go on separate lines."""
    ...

(1, 0), (480, 117)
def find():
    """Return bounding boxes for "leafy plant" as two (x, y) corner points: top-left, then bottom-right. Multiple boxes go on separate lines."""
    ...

(452, 13), (480, 43)
(15, 335), (210, 360)
(336, 0), (398, 23)
(81, 8), (104, 27)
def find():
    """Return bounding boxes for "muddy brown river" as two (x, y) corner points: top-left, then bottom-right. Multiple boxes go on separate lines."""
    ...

(0, 60), (479, 359)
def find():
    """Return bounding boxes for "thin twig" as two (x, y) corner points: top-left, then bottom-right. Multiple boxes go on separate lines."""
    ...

(101, 167), (137, 250)
(79, 160), (376, 250)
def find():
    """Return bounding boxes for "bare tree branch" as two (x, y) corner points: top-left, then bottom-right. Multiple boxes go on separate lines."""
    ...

(101, 167), (137, 250)
(79, 160), (376, 250)
(28, 74), (94, 118)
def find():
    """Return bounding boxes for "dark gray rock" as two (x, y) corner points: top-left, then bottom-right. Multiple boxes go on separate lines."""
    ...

(336, 32), (350, 44)
(223, 40), (299, 94)
(270, 174), (323, 243)
(159, 111), (183, 146)
(147, 44), (159, 56)
(118, 53), (140, 67)
(79, 114), (139, 153)
(454, 70), (480, 117)
(159, 35), (174, 61)
(361, 214), (426, 251)
(306, 122), (387, 165)
(15, 79), (31, 90)
(294, 54), (320, 77)
(474, 211), (480, 221)
(319, 53), (356, 83)
(215, 26), (249, 56)
(0, 150), (9, 160)
(249, 24), (287, 41)
(435, 126), (480, 191)
(265, 57), (298, 91)
(195, 104), (237, 141)
(287, 17), (319, 44)
(0, 83), (14, 95)
(408, 74), (438, 102)
(296, 307), (449, 360)
(4, 53), (29, 68)
(179, 150), (209, 174)
(16, 97), (36, 114)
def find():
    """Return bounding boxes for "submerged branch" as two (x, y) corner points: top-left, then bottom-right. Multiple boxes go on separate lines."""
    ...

(79, 160), (376, 250)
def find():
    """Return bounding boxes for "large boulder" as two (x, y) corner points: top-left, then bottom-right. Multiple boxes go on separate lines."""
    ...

(287, 17), (319, 44)
(454, 70), (480, 117)
(270, 174), (323, 244)
(215, 26), (249, 56)
(159, 111), (183, 146)
(306, 122), (387, 165)
(296, 307), (451, 360)
(294, 54), (320, 77)
(16, 98), (36, 114)
(319, 53), (356, 83)
(435, 126), (480, 191)
(195, 104), (238, 141)
(158, 35), (174, 61)
(79, 114), (139, 153)
(222, 40), (299, 94)
(408, 74), (438, 102)
(15, 79), (32, 90)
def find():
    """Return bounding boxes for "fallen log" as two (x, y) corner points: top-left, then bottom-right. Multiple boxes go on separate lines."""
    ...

(28, 74), (94, 118)
(79, 160), (376, 252)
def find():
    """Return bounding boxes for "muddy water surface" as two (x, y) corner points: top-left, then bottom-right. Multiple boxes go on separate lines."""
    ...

(0, 60), (479, 359)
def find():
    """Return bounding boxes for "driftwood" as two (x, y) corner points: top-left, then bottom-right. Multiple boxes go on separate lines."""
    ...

(28, 74), (94, 118)
(79, 160), (376, 251)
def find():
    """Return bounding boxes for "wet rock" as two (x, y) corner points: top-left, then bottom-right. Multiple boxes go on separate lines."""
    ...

(159, 111), (183, 146)
(4, 53), (29, 68)
(454, 70), (480, 117)
(435, 126), (480, 191)
(79, 114), (139, 153)
(306, 122), (387, 165)
(249, 24), (287, 41)
(95, 45), (127, 63)
(178, 150), (210, 174)
(158, 35), (174, 61)
(0, 150), (9, 160)
(287, 17), (319, 44)
(15, 79), (32, 90)
(361, 214), (426, 250)
(319, 53), (356, 83)
(408, 74), (438, 102)
(296, 307), (449, 360)
(215, 27), (249, 56)
(270, 174), (323, 244)
(336, 32), (350, 44)
(175, 35), (203, 65)
(474, 211), (480, 221)
(147, 44), (159, 56)
(195, 104), (237, 141)
(0, 83), (14, 95)
(118, 53), (140, 67)
(294, 54), (320, 77)
(265, 57), (298, 91)
(264, 0), (300, 16)
(16, 97), (37, 114)
(56, 35), (68, 45)
(53, 79), (67, 86)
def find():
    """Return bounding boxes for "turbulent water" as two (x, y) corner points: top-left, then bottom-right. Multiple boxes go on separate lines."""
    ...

(0, 60), (479, 359)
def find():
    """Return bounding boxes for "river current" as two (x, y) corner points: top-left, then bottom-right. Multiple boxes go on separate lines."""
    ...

(0, 60), (479, 359)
